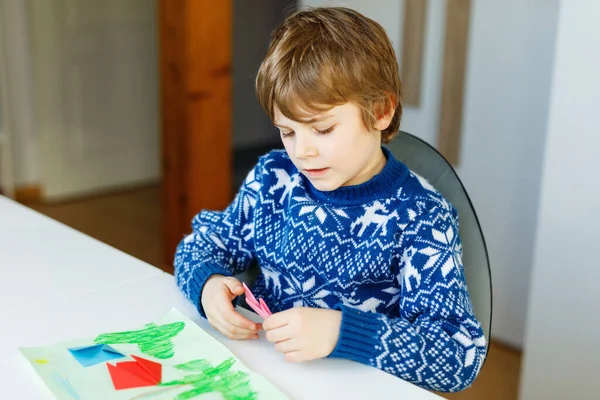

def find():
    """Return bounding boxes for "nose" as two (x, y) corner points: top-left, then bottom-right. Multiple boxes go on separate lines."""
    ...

(294, 131), (318, 160)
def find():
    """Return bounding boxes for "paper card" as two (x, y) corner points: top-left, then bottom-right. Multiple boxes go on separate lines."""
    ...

(19, 308), (289, 400)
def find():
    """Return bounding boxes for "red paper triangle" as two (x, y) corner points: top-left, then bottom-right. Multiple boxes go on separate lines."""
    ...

(131, 355), (161, 382)
(107, 356), (162, 390)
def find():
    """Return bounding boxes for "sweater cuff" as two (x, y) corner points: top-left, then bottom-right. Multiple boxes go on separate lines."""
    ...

(189, 262), (232, 318)
(329, 304), (382, 365)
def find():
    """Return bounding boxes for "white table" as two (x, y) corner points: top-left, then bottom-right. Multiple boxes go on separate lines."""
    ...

(0, 273), (443, 399)
(0, 196), (163, 313)
(0, 195), (443, 399)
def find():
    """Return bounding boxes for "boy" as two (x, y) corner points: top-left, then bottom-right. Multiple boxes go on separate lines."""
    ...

(175, 6), (486, 393)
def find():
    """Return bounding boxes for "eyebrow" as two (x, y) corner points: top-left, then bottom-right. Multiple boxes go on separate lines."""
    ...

(273, 114), (333, 129)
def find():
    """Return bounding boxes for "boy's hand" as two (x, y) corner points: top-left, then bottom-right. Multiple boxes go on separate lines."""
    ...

(263, 307), (342, 362)
(201, 275), (261, 340)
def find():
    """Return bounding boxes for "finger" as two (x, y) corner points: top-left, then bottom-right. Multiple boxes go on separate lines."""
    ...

(213, 311), (257, 336)
(214, 292), (259, 331)
(207, 306), (256, 334)
(284, 351), (305, 363)
(220, 305), (260, 331)
(223, 319), (257, 337)
(265, 325), (292, 343)
(275, 339), (297, 354)
(263, 310), (292, 331)
(210, 318), (258, 340)
(207, 317), (242, 339)
(223, 277), (244, 296)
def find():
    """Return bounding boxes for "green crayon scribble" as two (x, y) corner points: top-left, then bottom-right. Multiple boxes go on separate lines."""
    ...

(93, 321), (185, 359)
(159, 358), (257, 400)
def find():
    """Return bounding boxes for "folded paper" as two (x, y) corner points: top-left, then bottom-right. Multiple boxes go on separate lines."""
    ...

(243, 282), (272, 319)
(107, 355), (162, 390)
(67, 344), (124, 367)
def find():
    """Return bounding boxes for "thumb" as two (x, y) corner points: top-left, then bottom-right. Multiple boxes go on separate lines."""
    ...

(223, 277), (244, 296)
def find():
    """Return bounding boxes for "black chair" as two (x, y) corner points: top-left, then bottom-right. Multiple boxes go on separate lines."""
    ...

(385, 131), (492, 360)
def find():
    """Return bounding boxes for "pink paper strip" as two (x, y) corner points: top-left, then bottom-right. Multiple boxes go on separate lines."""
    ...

(243, 283), (272, 318)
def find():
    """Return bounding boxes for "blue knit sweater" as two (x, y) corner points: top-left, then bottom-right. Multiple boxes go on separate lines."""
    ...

(174, 147), (486, 392)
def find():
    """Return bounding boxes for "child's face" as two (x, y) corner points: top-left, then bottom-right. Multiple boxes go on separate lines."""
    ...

(274, 102), (388, 192)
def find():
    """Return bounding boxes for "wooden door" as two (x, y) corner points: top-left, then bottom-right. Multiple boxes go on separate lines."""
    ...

(159, 1), (233, 270)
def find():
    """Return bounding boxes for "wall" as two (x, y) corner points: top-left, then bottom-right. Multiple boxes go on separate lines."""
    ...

(1, 0), (38, 187)
(0, 0), (14, 195)
(300, 0), (444, 145)
(4, 0), (291, 191)
(300, 0), (559, 348)
(455, 0), (559, 347)
(519, 1), (600, 398)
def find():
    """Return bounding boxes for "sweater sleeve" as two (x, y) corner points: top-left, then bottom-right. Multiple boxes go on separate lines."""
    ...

(174, 160), (264, 317)
(329, 204), (487, 392)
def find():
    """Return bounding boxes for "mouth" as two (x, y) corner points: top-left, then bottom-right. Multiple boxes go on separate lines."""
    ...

(304, 168), (329, 177)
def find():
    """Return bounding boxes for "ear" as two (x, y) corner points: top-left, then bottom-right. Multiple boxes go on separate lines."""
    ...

(373, 94), (396, 131)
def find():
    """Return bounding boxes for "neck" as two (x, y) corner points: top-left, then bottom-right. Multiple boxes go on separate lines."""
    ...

(343, 147), (386, 187)
(367, 148), (387, 179)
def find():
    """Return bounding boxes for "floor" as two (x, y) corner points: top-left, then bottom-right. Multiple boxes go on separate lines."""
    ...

(27, 185), (522, 400)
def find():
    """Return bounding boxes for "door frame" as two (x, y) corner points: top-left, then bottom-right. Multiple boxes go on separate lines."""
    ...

(159, 0), (233, 270)
(0, 0), (15, 197)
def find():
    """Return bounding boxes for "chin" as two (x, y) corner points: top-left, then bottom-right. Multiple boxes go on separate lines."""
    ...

(309, 179), (342, 192)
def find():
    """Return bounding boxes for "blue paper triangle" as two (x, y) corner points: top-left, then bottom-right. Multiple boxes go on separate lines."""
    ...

(67, 344), (125, 367)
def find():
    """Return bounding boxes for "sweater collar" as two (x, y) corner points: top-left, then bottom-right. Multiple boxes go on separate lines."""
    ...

(303, 147), (409, 206)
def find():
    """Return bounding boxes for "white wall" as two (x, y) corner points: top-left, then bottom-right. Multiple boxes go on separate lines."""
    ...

(519, 1), (600, 398)
(301, 0), (560, 348)
(4, 0), (288, 191)
(456, 0), (559, 347)
(1, 0), (38, 187)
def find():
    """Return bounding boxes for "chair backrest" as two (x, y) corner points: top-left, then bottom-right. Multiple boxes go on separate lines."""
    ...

(385, 131), (492, 358)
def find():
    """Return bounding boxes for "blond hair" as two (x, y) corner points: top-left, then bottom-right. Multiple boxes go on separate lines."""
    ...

(256, 7), (402, 143)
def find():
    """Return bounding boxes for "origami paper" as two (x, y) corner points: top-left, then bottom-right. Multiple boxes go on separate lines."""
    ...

(106, 355), (162, 390)
(67, 344), (124, 367)
(243, 282), (272, 319)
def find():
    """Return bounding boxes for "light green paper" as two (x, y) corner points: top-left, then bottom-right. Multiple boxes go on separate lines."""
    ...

(19, 308), (289, 400)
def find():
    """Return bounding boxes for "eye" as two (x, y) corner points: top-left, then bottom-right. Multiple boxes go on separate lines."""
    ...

(316, 125), (335, 135)
(280, 130), (295, 138)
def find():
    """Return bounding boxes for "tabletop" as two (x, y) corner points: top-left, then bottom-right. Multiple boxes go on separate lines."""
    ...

(0, 195), (163, 314)
(0, 195), (443, 399)
(0, 273), (443, 399)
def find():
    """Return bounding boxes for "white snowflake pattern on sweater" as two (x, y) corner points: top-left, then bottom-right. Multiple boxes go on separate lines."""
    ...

(174, 148), (486, 392)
